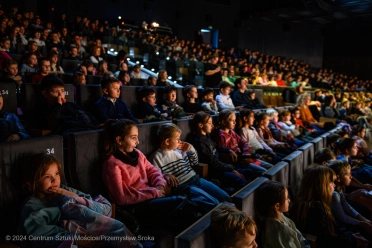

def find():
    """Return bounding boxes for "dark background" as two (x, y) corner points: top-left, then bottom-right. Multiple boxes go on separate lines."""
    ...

(2, 0), (372, 79)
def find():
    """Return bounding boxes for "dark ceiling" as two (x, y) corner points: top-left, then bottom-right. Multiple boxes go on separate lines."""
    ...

(240, 0), (372, 25)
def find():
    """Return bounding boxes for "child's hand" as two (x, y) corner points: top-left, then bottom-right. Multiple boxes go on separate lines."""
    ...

(311, 129), (317, 133)
(232, 170), (245, 179)
(211, 99), (216, 105)
(352, 232), (369, 247)
(235, 106), (243, 110)
(363, 184), (372, 191)
(178, 142), (191, 152)
(229, 150), (238, 162)
(6, 134), (20, 142)
(156, 185), (165, 197)
(164, 174), (180, 187)
(161, 113), (168, 118)
(49, 187), (78, 197)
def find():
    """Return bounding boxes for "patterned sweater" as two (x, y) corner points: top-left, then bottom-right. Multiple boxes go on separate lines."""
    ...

(149, 146), (198, 185)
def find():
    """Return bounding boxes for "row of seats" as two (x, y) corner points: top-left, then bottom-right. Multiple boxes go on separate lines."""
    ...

(0, 82), (265, 120)
(0, 114), (342, 247)
(175, 125), (343, 248)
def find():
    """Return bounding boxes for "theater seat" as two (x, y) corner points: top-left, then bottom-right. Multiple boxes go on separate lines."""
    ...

(174, 203), (233, 248)
(231, 177), (268, 216)
(0, 135), (65, 241)
(262, 161), (289, 187)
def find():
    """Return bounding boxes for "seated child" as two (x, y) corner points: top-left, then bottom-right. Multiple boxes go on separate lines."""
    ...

(96, 60), (108, 76)
(292, 165), (360, 248)
(215, 81), (242, 111)
(29, 58), (51, 84)
(19, 153), (141, 248)
(211, 205), (258, 248)
(19, 53), (39, 78)
(255, 181), (310, 248)
(238, 109), (283, 163)
(0, 91), (30, 142)
(290, 107), (319, 138)
(326, 160), (372, 242)
(267, 108), (305, 148)
(279, 109), (313, 142)
(255, 112), (294, 155)
(76, 60), (95, 76)
(102, 119), (200, 232)
(66, 45), (81, 60)
(149, 123), (230, 211)
(94, 76), (138, 124)
(1, 59), (22, 86)
(183, 85), (203, 113)
(72, 71), (86, 85)
(32, 75), (98, 135)
(162, 85), (187, 119)
(191, 111), (253, 189)
(201, 87), (219, 115)
(215, 109), (271, 177)
(89, 45), (103, 63)
(138, 85), (169, 122)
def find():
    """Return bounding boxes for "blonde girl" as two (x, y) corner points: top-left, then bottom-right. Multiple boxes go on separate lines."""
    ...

(150, 123), (230, 211)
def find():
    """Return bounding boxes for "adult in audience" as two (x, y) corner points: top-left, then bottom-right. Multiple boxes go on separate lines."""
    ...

(204, 53), (222, 88)
(157, 69), (170, 86)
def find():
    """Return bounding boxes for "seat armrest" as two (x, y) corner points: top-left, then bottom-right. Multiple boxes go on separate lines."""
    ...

(0, 239), (20, 248)
(111, 202), (116, 219)
(302, 233), (316, 248)
(194, 163), (208, 178)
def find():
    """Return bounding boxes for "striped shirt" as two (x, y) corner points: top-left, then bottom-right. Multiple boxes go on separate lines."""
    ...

(149, 146), (198, 185)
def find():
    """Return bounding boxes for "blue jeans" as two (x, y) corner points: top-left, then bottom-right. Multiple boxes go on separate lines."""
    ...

(198, 177), (231, 202)
(311, 124), (326, 135)
(238, 162), (267, 177)
(220, 167), (254, 189)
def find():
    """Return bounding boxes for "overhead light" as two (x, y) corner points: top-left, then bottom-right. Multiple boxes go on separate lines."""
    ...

(110, 48), (114, 51)
(114, 52), (118, 55)
(118, 16), (121, 19)
(136, 61), (140, 64)
(127, 58), (130, 60)
(166, 57), (170, 60)
(140, 65), (144, 68)
(156, 52), (159, 55)
(151, 68), (155, 71)
(168, 76), (172, 79)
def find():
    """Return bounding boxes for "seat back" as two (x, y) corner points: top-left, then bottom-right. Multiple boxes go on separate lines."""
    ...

(75, 84), (103, 111)
(0, 135), (64, 236)
(174, 203), (233, 248)
(68, 130), (107, 197)
(0, 82), (17, 113)
(86, 75), (102, 85)
(172, 118), (194, 142)
(262, 161), (289, 187)
(282, 151), (304, 195)
(137, 121), (172, 157)
(61, 59), (82, 73)
(298, 143), (314, 171)
(130, 78), (147, 86)
(231, 177), (268, 216)
(59, 73), (74, 85)
(320, 132), (330, 148)
(311, 137), (324, 153)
